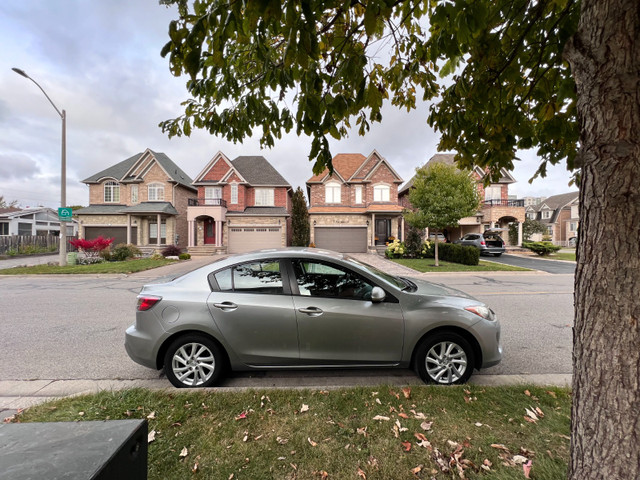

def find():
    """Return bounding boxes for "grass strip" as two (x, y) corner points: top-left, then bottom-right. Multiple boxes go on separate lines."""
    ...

(392, 258), (531, 273)
(9, 385), (570, 479)
(548, 252), (576, 262)
(0, 258), (176, 275)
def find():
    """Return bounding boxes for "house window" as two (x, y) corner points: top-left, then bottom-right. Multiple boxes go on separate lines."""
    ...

(149, 220), (167, 242)
(373, 185), (390, 202)
(255, 188), (275, 206)
(484, 186), (501, 201)
(0, 222), (8, 235)
(148, 183), (165, 201)
(570, 222), (577, 232)
(325, 182), (341, 204)
(131, 185), (138, 204)
(104, 181), (120, 203)
(355, 185), (363, 204)
(205, 187), (222, 205)
(547, 226), (554, 236)
(542, 210), (552, 219)
(18, 222), (32, 235)
(231, 184), (238, 204)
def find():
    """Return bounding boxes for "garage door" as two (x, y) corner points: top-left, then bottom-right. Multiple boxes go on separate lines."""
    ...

(84, 226), (137, 245)
(228, 226), (282, 254)
(314, 227), (367, 253)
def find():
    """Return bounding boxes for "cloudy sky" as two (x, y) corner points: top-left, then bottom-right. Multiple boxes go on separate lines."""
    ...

(0, 1), (576, 209)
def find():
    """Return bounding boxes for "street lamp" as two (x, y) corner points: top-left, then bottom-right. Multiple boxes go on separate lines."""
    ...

(12, 67), (67, 266)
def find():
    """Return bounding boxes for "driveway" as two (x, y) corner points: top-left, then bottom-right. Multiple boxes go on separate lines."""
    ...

(484, 253), (576, 274)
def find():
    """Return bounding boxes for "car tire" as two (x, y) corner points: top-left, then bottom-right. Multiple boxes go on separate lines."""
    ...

(494, 253), (503, 257)
(415, 333), (475, 385)
(163, 334), (224, 388)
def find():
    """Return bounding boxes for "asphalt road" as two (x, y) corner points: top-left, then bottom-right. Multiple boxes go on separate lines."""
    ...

(486, 253), (576, 274)
(0, 256), (574, 387)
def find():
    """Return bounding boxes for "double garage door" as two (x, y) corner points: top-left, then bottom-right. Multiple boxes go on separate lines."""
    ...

(228, 226), (282, 254)
(314, 227), (367, 253)
(84, 226), (137, 245)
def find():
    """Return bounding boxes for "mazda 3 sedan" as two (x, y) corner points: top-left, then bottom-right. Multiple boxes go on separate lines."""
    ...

(125, 248), (501, 388)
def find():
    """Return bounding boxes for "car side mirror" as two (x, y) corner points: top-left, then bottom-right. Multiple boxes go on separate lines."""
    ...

(371, 286), (386, 303)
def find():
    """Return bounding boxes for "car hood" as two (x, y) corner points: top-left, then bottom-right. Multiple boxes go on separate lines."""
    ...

(404, 277), (476, 301)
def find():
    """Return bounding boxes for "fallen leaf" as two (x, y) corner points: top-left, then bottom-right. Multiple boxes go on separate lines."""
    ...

(447, 440), (459, 448)
(420, 421), (433, 431)
(410, 464), (423, 474)
(535, 407), (545, 418)
(411, 410), (427, 419)
(524, 415), (537, 424)
(290, 463), (297, 470)
(481, 459), (492, 471)
(357, 427), (368, 436)
(524, 389), (531, 396)
(372, 415), (390, 421)
(402, 387), (412, 399)
(389, 389), (400, 399)
(148, 430), (156, 443)
(314, 471), (328, 479)
(276, 436), (288, 445)
(546, 390), (557, 398)
(192, 462), (199, 473)
(300, 404), (310, 413)
(512, 455), (528, 465)
(179, 447), (188, 458)
(525, 408), (539, 421)
(398, 412), (409, 419)
(357, 467), (367, 479)
(491, 444), (511, 453)
(146, 411), (156, 419)
(375, 398), (382, 405)
(395, 420), (408, 432)
(475, 422), (483, 427)
(78, 412), (85, 416)
(235, 412), (247, 421)
(414, 432), (428, 442)
(308, 437), (318, 447)
(523, 459), (533, 478)
(401, 441), (412, 452)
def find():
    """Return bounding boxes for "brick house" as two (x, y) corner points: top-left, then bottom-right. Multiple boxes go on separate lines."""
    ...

(399, 154), (526, 244)
(306, 150), (404, 252)
(525, 191), (579, 245)
(75, 149), (196, 250)
(187, 152), (292, 254)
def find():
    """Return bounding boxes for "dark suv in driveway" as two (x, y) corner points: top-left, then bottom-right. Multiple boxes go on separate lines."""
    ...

(456, 232), (506, 256)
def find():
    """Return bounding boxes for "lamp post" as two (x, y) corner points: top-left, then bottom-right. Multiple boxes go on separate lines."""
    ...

(12, 67), (67, 266)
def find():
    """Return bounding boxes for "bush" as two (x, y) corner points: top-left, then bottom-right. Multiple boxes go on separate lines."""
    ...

(179, 253), (191, 260)
(70, 236), (114, 259)
(522, 241), (562, 256)
(161, 245), (182, 257)
(150, 252), (164, 260)
(437, 243), (480, 265)
(385, 239), (405, 258)
(110, 243), (142, 261)
(404, 226), (424, 258)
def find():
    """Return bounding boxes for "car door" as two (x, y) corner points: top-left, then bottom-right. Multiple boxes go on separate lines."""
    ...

(207, 259), (299, 366)
(289, 259), (404, 365)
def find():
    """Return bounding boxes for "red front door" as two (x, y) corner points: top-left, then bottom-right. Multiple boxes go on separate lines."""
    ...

(204, 218), (216, 245)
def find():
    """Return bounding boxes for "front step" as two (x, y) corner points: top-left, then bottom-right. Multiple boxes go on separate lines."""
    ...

(375, 245), (387, 256)
(188, 245), (227, 256)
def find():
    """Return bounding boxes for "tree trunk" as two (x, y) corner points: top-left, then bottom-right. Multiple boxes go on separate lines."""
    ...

(564, 0), (640, 478)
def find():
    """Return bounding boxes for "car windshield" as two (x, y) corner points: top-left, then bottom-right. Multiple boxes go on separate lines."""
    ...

(344, 256), (405, 290)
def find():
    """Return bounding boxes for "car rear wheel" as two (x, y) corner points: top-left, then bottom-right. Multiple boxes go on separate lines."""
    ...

(164, 334), (224, 388)
(415, 333), (475, 385)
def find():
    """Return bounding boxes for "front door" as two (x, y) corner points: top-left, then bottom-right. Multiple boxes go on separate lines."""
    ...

(204, 218), (215, 245)
(375, 219), (390, 245)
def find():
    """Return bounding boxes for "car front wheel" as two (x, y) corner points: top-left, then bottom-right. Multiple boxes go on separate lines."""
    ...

(415, 333), (475, 385)
(164, 334), (224, 388)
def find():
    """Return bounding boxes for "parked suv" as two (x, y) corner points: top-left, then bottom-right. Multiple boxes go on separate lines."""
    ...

(456, 231), (506, 256)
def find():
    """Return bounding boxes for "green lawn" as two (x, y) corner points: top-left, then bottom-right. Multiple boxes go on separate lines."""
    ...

(9, 385), (571, 479)
(549, 252), (576, 262)
(0, 258), (177, 275)
(392, 258), (531, 273)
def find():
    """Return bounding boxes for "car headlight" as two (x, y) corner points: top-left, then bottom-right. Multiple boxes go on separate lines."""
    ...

(465, 305), (496, 321)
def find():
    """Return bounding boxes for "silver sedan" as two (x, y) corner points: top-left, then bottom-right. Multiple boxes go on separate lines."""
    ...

(125, 248), (502, 388)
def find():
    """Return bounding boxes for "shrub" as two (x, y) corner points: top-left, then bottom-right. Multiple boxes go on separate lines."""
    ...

(404, 226), (425, 258)
(522, 241), (562, 256)
(179, 253), (191, 260)
(110, 243), (142, 261)
(150, 252), (164, 260)
(70, 236), (114, 258)
(161, 244), (182, 257)
(385, 239), (406, 258)
(437, 243), (480, 265)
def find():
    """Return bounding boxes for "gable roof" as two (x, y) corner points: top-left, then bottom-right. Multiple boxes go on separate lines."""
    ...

(306, 151), (403, 184)
(82, 149), (196, 191)
(231, 156), (291, 187)
(399, 153), (516, 195)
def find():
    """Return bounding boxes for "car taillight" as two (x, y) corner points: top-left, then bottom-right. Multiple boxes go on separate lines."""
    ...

(137, 296), (161, 311)
(481, 240), (486, 245)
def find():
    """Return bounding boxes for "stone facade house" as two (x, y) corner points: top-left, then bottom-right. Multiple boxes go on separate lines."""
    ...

(399, 154), (526, 244)
(525, 191), (579, 245)
(75, 149), (196, 250)
(187, 153), (292, 254)
(306, 150), (404, 252)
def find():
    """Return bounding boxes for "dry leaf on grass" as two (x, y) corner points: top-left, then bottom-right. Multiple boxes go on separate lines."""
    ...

(300, 404), (310, 413)
(401, 441), (412, 452)
(147, 430), (156, 444)
(179, 447), (189, 458)
(308, 437), (318, 447)
(147, 411), (156, 419)
(402, 387), (412, 399)
(357, 467), (367, 479)
(372, 415), (390, 421)
(410, 464), (423, 474)
(420, 421), (433, 431)
(523, 460), (533, 478)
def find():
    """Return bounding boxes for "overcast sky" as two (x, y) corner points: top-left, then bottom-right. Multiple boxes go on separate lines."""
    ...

(0, 1), (576, 209)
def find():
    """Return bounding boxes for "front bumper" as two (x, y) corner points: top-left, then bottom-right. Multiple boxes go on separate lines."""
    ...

(469, 318), (502, 369)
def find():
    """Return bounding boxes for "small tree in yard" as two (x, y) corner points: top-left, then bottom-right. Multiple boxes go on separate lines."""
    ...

(404, 163), (479, 267)
(509, 219), (547, 244)
(69, 236), (114, 259)
(291, 187), (310, 247)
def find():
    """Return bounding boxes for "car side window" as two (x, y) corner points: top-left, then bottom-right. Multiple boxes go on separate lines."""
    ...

(214, 261), (284, 295)
(292, 260), (374, 300)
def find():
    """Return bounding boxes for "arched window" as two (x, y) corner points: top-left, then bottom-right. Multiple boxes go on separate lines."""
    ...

(373, 184), (390, 202)
(325, 182), (341, 203)
(104, 181), (120, 203)
(148, 183), (165, 201)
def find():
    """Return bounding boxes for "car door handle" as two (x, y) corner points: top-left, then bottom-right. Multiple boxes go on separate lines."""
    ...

(298, 307), (323, 316)
(213, 302), (238, 311)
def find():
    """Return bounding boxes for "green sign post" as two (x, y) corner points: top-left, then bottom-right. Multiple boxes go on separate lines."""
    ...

(58, 207), (73, 222)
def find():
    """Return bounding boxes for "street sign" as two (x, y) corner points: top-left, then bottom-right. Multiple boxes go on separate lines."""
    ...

(58, 207), (73, 222)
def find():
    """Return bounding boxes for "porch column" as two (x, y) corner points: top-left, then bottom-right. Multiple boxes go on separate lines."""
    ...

(518, 222), (523, 246)
(371, 213), (376, 248)
(126, 214), (131, 244)
(400, 216), (405, 242)
(188, 220), (193, 247)
(216, 220), (222, 247)
(156, 214), (162, 247)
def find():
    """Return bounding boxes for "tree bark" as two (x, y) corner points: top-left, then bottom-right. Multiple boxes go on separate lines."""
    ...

(564, 0), (640, 478)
